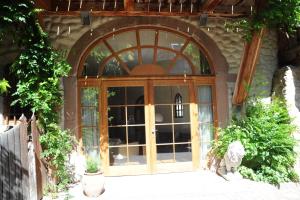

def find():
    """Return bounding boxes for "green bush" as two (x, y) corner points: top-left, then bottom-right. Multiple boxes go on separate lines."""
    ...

(212, 98), (299, 185)
(40, 123), (74, 188)
(86, 157), (100, 173)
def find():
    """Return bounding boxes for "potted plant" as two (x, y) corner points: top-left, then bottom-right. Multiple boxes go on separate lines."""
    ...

(82, 156), (105, 197)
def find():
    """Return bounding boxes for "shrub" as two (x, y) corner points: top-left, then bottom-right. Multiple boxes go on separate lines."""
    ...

(86, 157), (100, 173)
(212, 98), (299, 185)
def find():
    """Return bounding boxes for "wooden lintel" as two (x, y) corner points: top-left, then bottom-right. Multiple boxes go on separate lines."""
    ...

(201, 0), (223, 13)
(124, 0), (135, 11)
(232, 28), (266, 105)
(35, 0), (51, 10)
(42, 10), (246, 18)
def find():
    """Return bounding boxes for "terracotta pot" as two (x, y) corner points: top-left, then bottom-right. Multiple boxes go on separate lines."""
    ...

(82, 172), (105, 197)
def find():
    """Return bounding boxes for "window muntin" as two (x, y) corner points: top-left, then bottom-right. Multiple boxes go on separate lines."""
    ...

(80, 27), (212, 77)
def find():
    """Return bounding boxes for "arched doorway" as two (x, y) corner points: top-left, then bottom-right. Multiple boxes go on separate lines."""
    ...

(77, 26), (217, 175)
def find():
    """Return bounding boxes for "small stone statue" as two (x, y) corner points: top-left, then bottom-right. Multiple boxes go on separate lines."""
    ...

(224, 141), (245, 173)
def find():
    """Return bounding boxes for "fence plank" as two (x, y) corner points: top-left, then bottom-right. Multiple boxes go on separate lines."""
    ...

(20, 115), (29, 200)
(0, 133), (4, 200)
(14, 125), (23, 200)
(8, 129), (16, 199)
(2, 132), (10, 199)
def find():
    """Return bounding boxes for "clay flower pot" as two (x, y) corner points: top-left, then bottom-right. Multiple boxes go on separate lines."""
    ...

(82, 171), (105, 197)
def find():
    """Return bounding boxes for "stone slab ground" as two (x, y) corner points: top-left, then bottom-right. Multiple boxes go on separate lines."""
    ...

(45, 171), (300, 200)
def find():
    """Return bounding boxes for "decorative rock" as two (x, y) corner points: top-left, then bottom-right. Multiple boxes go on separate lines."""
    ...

(224, 141), (245, 173)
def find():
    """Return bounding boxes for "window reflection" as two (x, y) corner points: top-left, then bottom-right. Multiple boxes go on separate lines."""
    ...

(158, 31), (185, 50)
(107, 31), (137, 52)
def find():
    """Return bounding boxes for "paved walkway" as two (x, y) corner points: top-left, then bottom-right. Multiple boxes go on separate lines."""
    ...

(47, 171), (300, 200)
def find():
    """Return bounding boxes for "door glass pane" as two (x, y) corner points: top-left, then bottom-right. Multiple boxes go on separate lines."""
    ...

(109, 146), (127, 166)
(103, 57), (127, 76)
(154, 86), (189, 104)
(140, 29), (156, 46)
(108, 127), (126, 145)
(174, 124), (191, 143)
(119, 50), (139, 70)
(128, 146), (147, 164)
(175, 144), (192, 162)
(107, 31), (137, 52)
(156, 49), (176, 69)
(158, 31), (185, 50)
(127, 106), (145, 125)
(126, 87), (144, 105)
(155, 105), (172, 124)
(156, 125), (173, 144)
(170, 57), (193, 75)
(128, 126), (146, 144)
(108, 87), (125, 105)
(157, 145), (174, 161)
(173, 105), (190, 123)
(141, 48), (154, 64)
(108, 107), (125, 126)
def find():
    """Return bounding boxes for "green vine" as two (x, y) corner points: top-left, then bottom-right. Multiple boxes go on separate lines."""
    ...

(0, 0), (72, 189)
(226, 0), (300, 41)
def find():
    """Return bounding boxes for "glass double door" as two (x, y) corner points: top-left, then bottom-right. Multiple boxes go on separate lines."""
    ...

(104, 80), (194, 175)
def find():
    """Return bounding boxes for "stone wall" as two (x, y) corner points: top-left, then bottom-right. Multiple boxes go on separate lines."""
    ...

(43, 16), (278, 126)
(273, 65), (300, 175)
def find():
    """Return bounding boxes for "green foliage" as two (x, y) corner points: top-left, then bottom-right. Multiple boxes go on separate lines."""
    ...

(0, 79), (10, 94)
(212, 98), (299, 185)
(40, 124), (74, 186)
(1, 1), (72, 189)
(86, 157), (101, 173)
(226, 0), (300, 41)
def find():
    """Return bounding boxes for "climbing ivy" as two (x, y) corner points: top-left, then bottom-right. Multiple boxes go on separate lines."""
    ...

(0, 0), (72, 189)
(226, 0), (300, 41)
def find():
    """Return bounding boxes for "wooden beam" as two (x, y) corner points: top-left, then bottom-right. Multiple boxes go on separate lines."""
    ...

(201, 0), (223, 13)
(232, 28), (266, 105)
(124, 0), (135, 11)
(35, 0), (51, 10)
(42, 10), (246, 18)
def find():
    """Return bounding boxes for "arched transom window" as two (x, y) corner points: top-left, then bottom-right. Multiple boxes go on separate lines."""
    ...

(80, 27), (212, 77)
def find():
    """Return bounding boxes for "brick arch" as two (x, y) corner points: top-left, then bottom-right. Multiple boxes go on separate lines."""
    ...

(64, 17), (229, 133)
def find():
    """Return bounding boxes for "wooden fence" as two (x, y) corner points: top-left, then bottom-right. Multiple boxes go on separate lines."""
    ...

(0, 114), (46, 200)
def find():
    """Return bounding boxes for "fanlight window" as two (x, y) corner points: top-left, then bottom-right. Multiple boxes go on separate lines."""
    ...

(81, 28), (212, 77)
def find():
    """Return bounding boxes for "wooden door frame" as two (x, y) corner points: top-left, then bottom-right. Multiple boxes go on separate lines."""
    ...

(77, 76), (217, 175)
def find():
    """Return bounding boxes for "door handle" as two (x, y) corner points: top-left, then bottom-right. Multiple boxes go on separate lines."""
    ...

(152, 129), (157, 134)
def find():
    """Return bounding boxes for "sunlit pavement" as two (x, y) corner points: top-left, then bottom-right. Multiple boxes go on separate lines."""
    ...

(46, 170), (300, 200)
